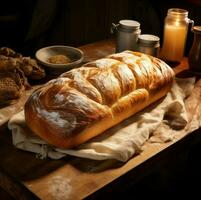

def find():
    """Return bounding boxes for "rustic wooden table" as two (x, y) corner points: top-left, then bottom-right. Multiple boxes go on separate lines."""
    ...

(0, 40), (199, 200)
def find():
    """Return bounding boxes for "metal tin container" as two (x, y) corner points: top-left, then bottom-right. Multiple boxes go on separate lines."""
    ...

(111, 20), (141, 53)
(137, 34), (160, 57)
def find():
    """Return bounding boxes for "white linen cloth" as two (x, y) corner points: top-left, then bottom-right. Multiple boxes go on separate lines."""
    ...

(8, 78), (199, 162)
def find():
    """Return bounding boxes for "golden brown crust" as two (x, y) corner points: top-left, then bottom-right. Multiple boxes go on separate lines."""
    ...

(24, 51), (174, 148)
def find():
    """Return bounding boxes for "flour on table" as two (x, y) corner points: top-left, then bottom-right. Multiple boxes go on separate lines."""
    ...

(48, 176), (72, 200)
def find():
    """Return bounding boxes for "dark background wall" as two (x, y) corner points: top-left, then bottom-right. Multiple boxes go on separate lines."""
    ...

(0, 0), (201, 56)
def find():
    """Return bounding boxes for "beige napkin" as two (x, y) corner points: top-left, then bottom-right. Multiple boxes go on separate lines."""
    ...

(8, 78), (197, 162)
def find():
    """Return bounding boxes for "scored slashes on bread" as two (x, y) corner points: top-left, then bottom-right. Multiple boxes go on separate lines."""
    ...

(25, 51), (174, 149)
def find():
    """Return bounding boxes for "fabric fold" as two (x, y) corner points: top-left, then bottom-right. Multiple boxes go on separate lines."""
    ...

(8, 78), (199, 162)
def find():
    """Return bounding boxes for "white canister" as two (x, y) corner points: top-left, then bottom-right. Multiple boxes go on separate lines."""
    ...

(137, 34), (160, 57)
(111, 20), (141, 53)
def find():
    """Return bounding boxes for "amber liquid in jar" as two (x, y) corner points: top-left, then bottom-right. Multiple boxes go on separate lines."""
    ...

(160, 8), (193, 63)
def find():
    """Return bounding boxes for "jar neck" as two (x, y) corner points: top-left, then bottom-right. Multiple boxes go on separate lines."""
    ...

(138, 42), (160, 48)
(119, 26), (140, 32)
(167, 8), (188, 20)
(192, 26), (201, 35)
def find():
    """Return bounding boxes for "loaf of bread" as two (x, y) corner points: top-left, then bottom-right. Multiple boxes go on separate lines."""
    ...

(24, 51), (174, 149)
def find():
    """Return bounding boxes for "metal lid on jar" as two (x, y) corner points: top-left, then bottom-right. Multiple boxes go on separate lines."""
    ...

(119, 20), (140, 30)
(138, 34), (160, 46)
(167, 8), (188, 18)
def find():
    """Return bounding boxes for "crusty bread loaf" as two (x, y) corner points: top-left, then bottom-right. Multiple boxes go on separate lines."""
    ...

(24, 51), (174, 149)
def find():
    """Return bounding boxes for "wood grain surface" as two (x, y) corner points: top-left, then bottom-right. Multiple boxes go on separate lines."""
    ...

(0, 40), (199, 200)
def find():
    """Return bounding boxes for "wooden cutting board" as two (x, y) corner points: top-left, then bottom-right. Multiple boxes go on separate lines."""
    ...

(0, 40), (194, 200)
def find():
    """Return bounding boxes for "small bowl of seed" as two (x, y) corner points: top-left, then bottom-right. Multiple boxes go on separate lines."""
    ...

(35, 45), (84, 74)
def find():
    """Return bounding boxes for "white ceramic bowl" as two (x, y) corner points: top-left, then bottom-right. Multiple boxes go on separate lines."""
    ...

(35, 45), (84, 73)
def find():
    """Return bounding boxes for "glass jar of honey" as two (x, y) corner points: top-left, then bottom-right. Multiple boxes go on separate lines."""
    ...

(160, 8), (194, 62)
